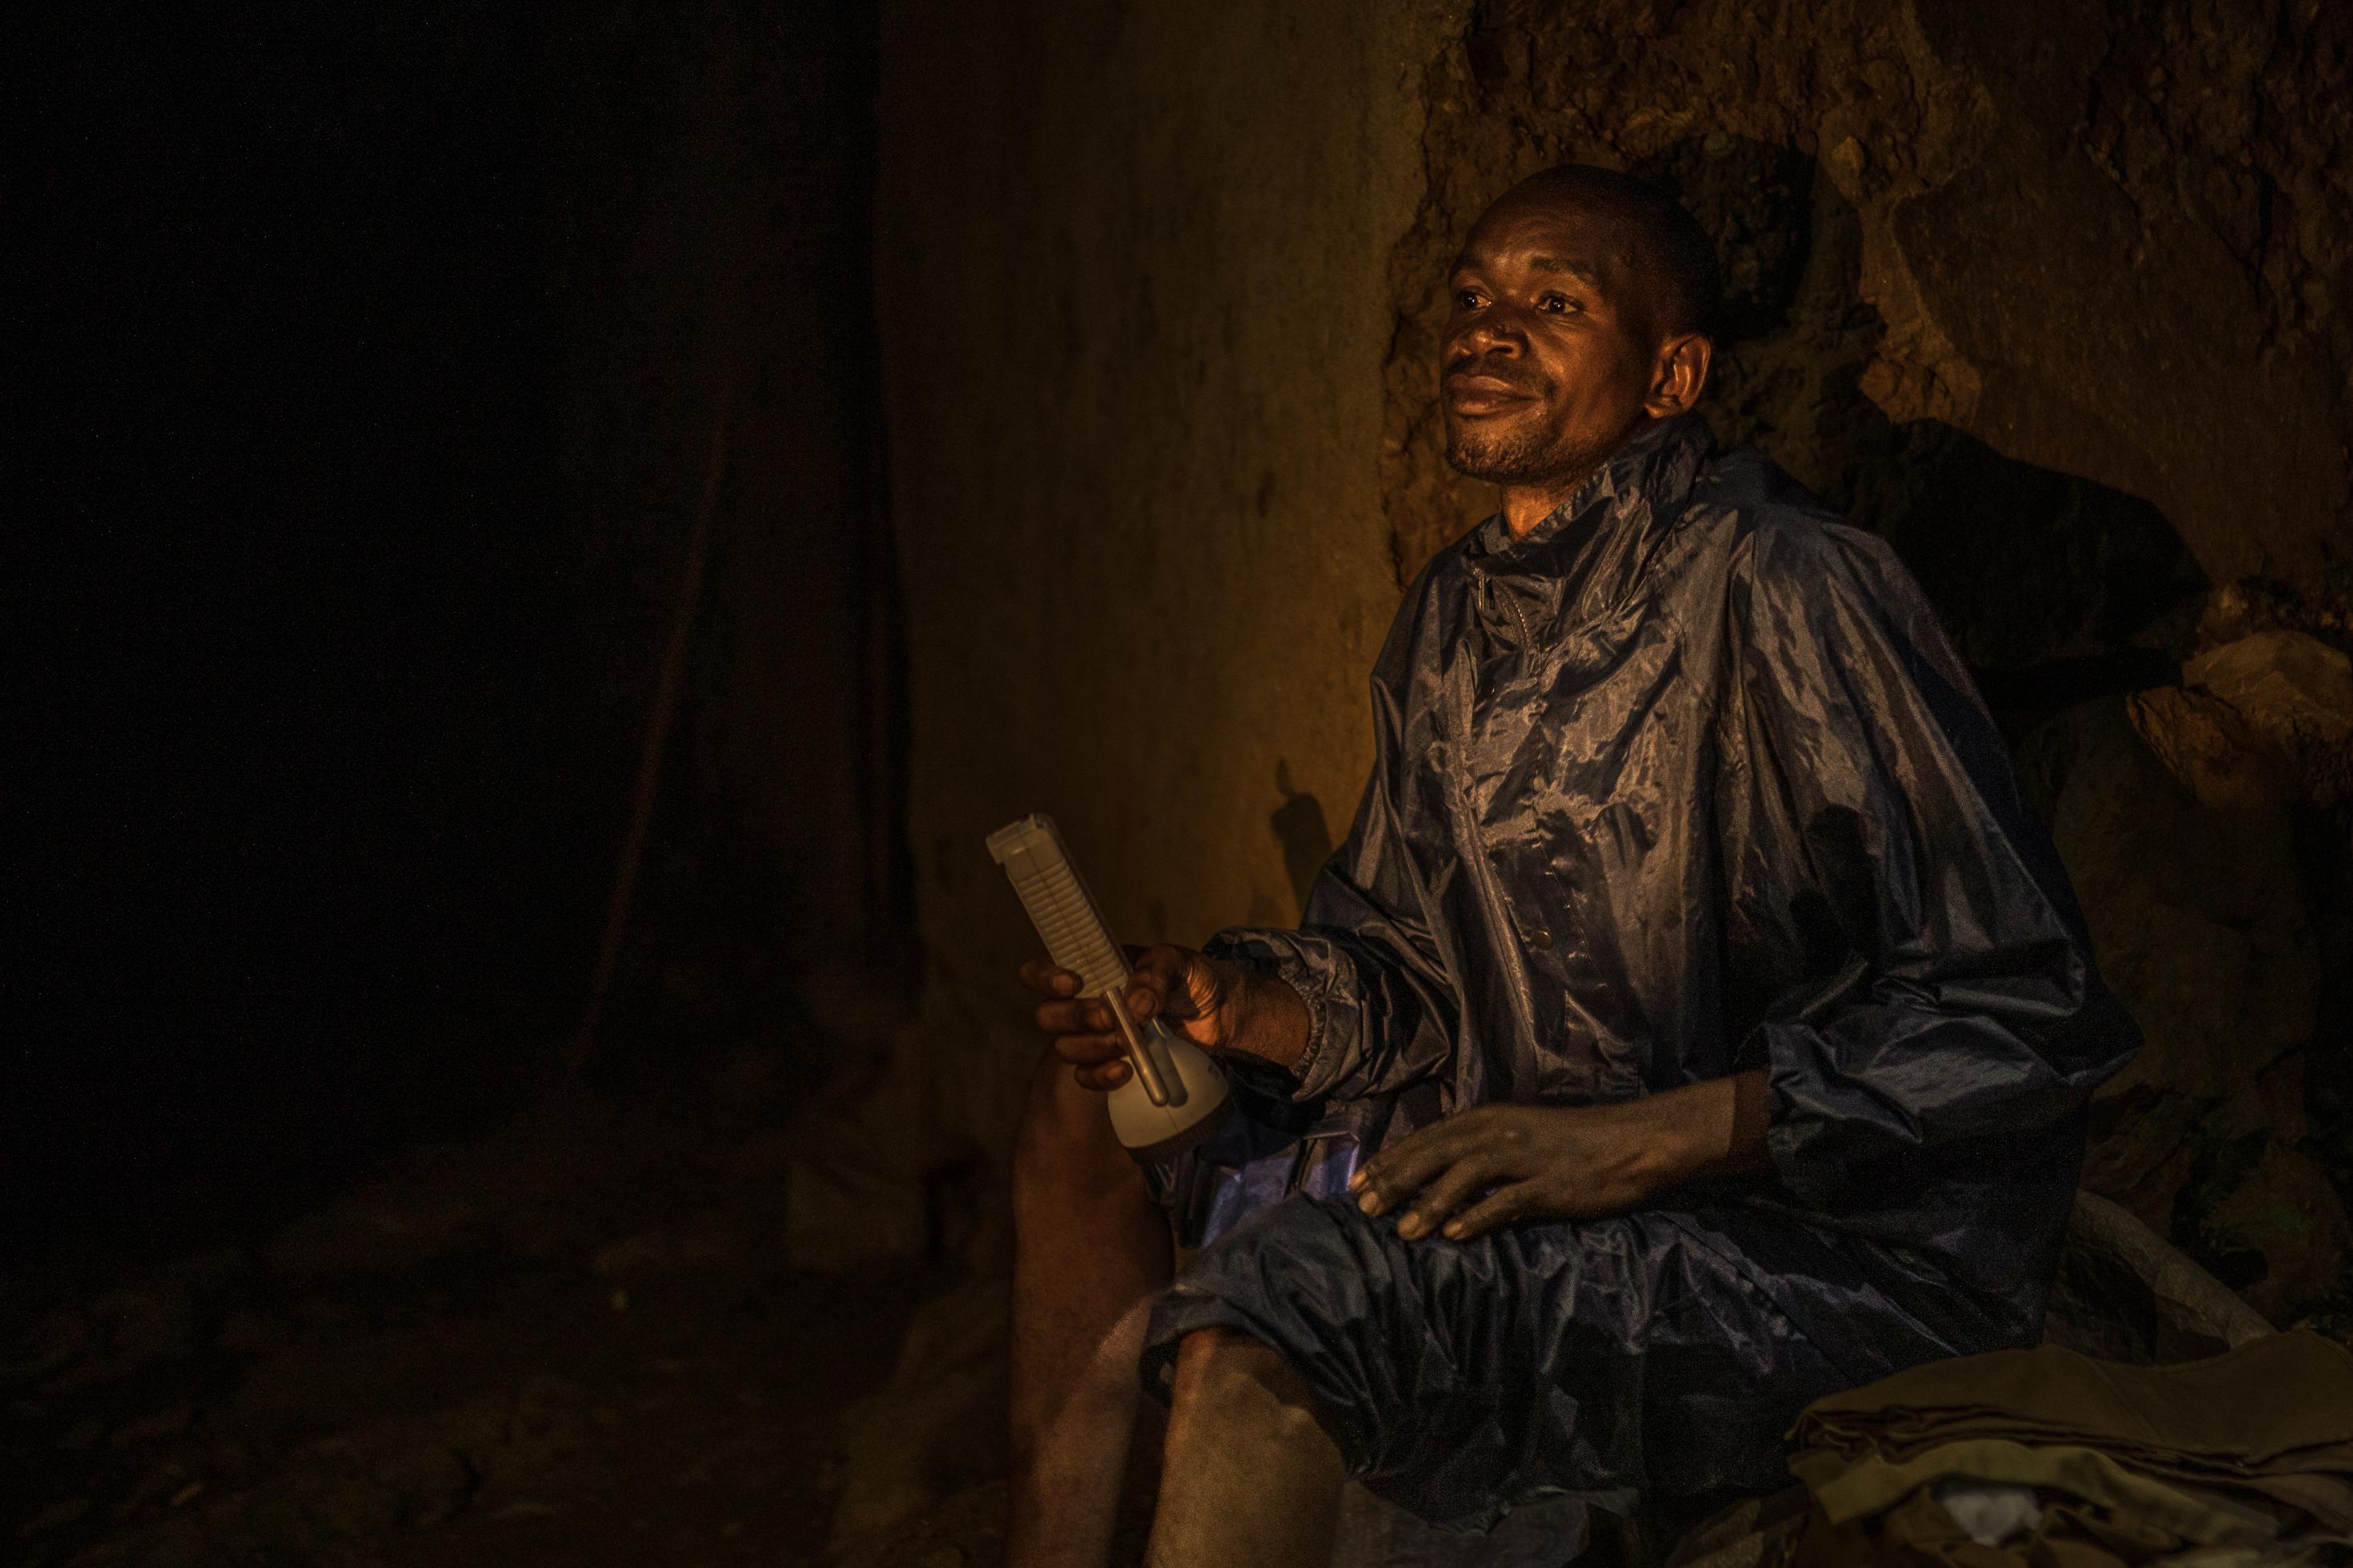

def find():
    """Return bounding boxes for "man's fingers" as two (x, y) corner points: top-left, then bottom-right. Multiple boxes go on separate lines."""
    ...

(1034, 997), (1118, 1036)
(1350, 1120), (1475, 1215)
(1121, 972), (1164, 1024)
(1018, 958), (1081, 997)
(1126, 944), (1195, 1020)
(1032, 990), (1134, 1069)
(1074, 1059), (1132, 1091)
(1395, 1157), (1494, 1241)
(1437, 1181), (1534, 1241)
(1048, 1028), (1127, 1068)
(1132, 944), (1189, 981)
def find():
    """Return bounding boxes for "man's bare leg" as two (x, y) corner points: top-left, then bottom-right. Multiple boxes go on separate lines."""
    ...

(1009, 1053), (1174, 1568)
(1146, 1328), (1345, 1568)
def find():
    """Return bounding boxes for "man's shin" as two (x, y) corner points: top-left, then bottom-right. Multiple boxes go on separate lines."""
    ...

(1146, 1328), (1344, 1568)
(1006, 1054), (1174, 1568)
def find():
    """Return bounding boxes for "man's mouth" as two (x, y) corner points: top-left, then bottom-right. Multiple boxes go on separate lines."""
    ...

(1444, 372), (1539, 416)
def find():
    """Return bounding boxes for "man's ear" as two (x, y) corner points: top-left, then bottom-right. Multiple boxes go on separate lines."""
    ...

(1644, 331), (1713, 417)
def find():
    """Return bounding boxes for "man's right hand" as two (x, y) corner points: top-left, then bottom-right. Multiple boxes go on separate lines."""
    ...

(1018, 945), (1247, 1092)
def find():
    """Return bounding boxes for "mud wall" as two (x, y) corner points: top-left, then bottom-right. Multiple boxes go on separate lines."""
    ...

(870, 0), (2353, 1364)
(873, 0), (1444, 1149)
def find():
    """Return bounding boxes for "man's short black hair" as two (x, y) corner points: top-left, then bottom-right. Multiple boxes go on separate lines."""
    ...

(1519, 164), (1722, 341)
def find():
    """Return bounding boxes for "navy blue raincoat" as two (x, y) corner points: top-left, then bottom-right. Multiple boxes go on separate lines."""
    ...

(1138, 412), (2140, 1532)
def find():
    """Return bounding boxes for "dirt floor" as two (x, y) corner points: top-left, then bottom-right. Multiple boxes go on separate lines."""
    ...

(28, 1017), (2334, 1568)
(2, 1042), (1014, 1568)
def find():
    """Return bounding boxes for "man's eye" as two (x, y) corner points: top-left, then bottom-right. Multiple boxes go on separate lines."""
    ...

(1454, 288), (1485, 310)
(1540, 294), (1579, 314)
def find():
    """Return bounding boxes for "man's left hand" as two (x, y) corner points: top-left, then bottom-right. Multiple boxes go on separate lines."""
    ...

(1348, 1072), (1771, 1241)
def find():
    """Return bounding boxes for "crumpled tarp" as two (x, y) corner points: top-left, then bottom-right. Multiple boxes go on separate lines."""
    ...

(1785, 1329), (2353, 1563)
(1139, 413), (2142, 1530)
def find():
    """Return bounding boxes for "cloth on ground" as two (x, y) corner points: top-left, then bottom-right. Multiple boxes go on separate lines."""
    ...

(1931, 1481), (2047, 1549)
(1801, 1438), (2283, 1547)
(1785, 1331), (2353, 1564)
(1792, 1331), (2353, 1535)
(1787, 1486), (2316, 1567)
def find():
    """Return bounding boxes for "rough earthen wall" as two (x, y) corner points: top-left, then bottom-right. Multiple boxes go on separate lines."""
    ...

(1385, 0), (2353, 598)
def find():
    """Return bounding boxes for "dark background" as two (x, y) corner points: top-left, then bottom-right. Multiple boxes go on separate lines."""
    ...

(8, 0), (901, 1249)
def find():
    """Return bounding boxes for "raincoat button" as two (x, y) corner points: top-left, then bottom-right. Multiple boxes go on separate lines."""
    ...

(1529, 928), (1553, 952)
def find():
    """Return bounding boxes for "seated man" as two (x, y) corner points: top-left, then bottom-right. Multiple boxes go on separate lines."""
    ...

(1010, 165), (2141, 1567)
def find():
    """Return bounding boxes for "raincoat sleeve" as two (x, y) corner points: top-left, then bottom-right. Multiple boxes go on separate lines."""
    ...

(1730, 520), (2138, 1208)
(1203, 605), (1460, 1103)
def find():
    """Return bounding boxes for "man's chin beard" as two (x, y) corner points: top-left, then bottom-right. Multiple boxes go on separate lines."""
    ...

(1444, 418), (1630, 487)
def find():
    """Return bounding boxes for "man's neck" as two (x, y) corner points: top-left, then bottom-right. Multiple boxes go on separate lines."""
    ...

(1497, 473), (1596, 539)
(1493, 414), (1660, 538)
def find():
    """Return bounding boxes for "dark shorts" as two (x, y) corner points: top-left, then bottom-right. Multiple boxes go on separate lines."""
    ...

(1139, 1189), (1859, 1528)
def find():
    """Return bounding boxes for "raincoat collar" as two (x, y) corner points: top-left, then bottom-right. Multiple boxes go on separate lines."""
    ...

(1460, 412), (1715, 645)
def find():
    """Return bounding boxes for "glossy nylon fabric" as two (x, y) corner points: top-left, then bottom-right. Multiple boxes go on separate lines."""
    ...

(1138, 412), (2142, 1531)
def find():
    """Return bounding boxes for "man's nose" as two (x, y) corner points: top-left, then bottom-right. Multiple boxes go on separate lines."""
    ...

(1454, 308), (1529, 359)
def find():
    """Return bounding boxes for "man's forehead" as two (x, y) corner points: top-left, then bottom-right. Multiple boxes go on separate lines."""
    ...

(1451, 197), (1636, 279)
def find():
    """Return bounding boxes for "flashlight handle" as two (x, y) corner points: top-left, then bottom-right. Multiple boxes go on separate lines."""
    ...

(1105, 991), (1174, 1108)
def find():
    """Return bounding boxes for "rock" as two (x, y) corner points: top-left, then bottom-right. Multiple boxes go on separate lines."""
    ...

(126, 1518), (210, 1568)
(373, 1442), (477, 1527)
(30, 1290), (203, 1393)
(1630, 136), (1815, 341)
(2127, 683), (2289, 819)
(2030, 696), (2316, 1112)
(828, 1479), (1008, 1568)
(2185, 629), (2353, 807)
(2081, 1083), (2208, 1212)
(727, 1131), (795, 1179)
(783, 974), (972, 1273)
(2191, 1139), (2353, 1324)
(2023, 692), (2327, 1305)
(825, 1273), (1009, 1550)
(785, 1146), (934, 1273)
(491, 1500), (562, 1522)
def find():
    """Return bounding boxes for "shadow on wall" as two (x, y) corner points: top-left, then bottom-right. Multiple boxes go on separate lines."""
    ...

(1271, 760), (1337, 916)
(1691, 138), (2351, 1329)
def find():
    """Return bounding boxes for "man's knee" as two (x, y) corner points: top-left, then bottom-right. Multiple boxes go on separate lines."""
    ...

(1167, 1328), (1327, 1441)
(1014, 1049), (1139, 1209)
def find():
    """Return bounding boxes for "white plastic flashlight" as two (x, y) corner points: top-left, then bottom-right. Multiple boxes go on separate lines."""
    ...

(987, 813), (1232, 1162)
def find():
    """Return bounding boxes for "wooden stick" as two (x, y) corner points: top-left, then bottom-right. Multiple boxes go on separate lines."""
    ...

(565, 369), (738, 1073)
